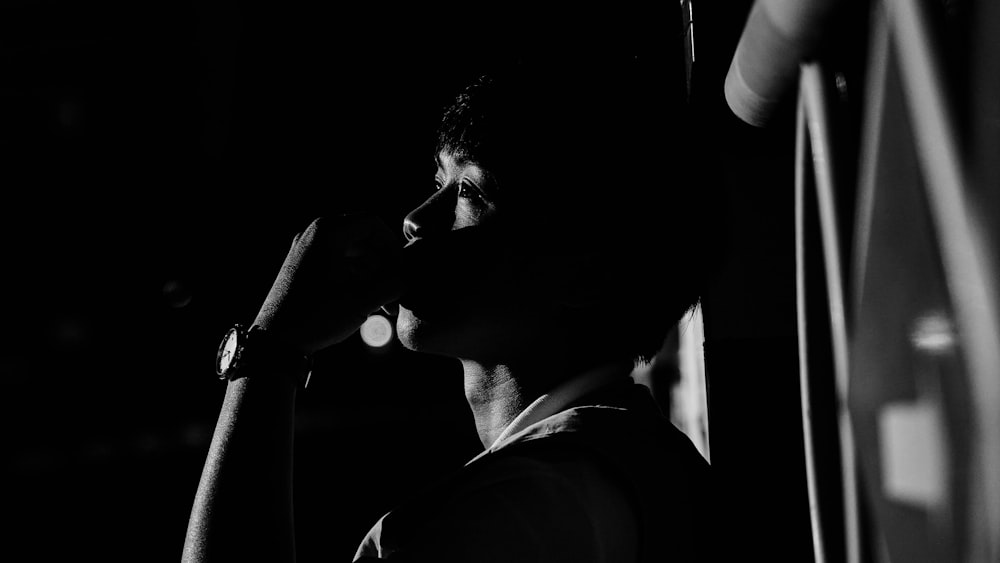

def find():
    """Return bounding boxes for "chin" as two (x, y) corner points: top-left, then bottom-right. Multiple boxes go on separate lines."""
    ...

(396, 304), (472, 356)
(395, 306), (424, 352)
(397, 302), (547, 362)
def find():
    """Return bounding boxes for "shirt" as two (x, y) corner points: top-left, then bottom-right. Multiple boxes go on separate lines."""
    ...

(353, 372), (712, 562)
(488, 362), (634, 450)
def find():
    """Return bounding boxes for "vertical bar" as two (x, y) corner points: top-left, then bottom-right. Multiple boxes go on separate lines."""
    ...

(801, 62), (863, 563)
(795, 86), (828, 563)
(852, 3), (890, 321)
(681, 0), (695, 98)
(888, 0), (1000, 560)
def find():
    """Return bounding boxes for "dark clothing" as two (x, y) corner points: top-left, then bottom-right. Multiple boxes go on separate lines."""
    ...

(354, 380), (713, 562)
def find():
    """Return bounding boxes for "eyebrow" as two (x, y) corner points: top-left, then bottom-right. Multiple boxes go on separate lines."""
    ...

(434, 151), (487, 185)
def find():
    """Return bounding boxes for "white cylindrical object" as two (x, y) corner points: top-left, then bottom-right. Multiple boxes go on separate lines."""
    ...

(725, 0), (839, 127)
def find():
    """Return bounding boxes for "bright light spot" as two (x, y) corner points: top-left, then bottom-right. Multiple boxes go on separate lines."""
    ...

(910, 312), (956, 355)
(360, 314), (393, 348)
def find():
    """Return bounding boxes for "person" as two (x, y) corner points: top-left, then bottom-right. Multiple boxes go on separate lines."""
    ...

(182, 53), (718, 562)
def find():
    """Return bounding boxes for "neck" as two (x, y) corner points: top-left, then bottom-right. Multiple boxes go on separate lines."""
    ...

(460, 356), (568, 449)
(461, 350), (632, 449)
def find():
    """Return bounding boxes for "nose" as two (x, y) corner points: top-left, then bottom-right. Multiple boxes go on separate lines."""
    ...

(403, 189), (455, 243)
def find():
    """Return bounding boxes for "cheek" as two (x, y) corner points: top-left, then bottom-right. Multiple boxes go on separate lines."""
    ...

(454, 197), (497, 230)
(453, 200), (480, 230)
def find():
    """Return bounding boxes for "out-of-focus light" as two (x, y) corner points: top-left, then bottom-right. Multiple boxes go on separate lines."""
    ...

(52, 318), (87, 348)
(181, 424), (212, 448)
(910, 312), (956, 355)
(56, 98), (81, 131)
(360, 314), (393, 348)
(162, 279), (192, 308)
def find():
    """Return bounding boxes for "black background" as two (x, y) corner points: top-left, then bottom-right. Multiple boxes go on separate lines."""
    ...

(1, 3), (691, 561)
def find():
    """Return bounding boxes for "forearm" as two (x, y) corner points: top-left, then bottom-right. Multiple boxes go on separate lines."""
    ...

(180, 215), (400, 561)
(182, 374), (298, 563)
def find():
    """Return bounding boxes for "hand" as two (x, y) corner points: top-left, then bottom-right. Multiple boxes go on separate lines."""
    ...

(253, 215), (404, 354)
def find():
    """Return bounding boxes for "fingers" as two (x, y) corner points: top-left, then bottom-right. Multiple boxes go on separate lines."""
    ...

(335, 215), (401, 259)
(296, 215), (405, 269)
(294, 215), (397, 252)
(255, 215), (405, 353)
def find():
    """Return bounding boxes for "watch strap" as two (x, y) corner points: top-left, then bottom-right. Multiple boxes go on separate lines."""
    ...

(218, 324), (314, 387)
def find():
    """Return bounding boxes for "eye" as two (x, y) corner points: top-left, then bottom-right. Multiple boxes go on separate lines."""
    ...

(434, 180), (443, 192)
(457, 179), (485, 204)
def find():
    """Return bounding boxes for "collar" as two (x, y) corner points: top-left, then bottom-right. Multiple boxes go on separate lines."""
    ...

(486, 361), (632, 451)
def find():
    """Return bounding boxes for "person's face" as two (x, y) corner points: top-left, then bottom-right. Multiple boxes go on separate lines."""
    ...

(395, 149), (554, 360)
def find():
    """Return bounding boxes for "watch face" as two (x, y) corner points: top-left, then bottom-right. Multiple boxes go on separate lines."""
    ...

(216, 327), (240, 376)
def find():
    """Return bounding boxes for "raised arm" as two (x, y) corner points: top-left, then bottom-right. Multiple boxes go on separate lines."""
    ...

(182, 216), (403, 563)
(181, 361), (299, 562)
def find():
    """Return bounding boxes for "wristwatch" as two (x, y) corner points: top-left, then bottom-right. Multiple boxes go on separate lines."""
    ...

(215, 324), (313, 387)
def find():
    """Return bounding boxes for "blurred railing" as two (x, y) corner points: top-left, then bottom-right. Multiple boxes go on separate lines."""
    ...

(726, 0), (1000, 561)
